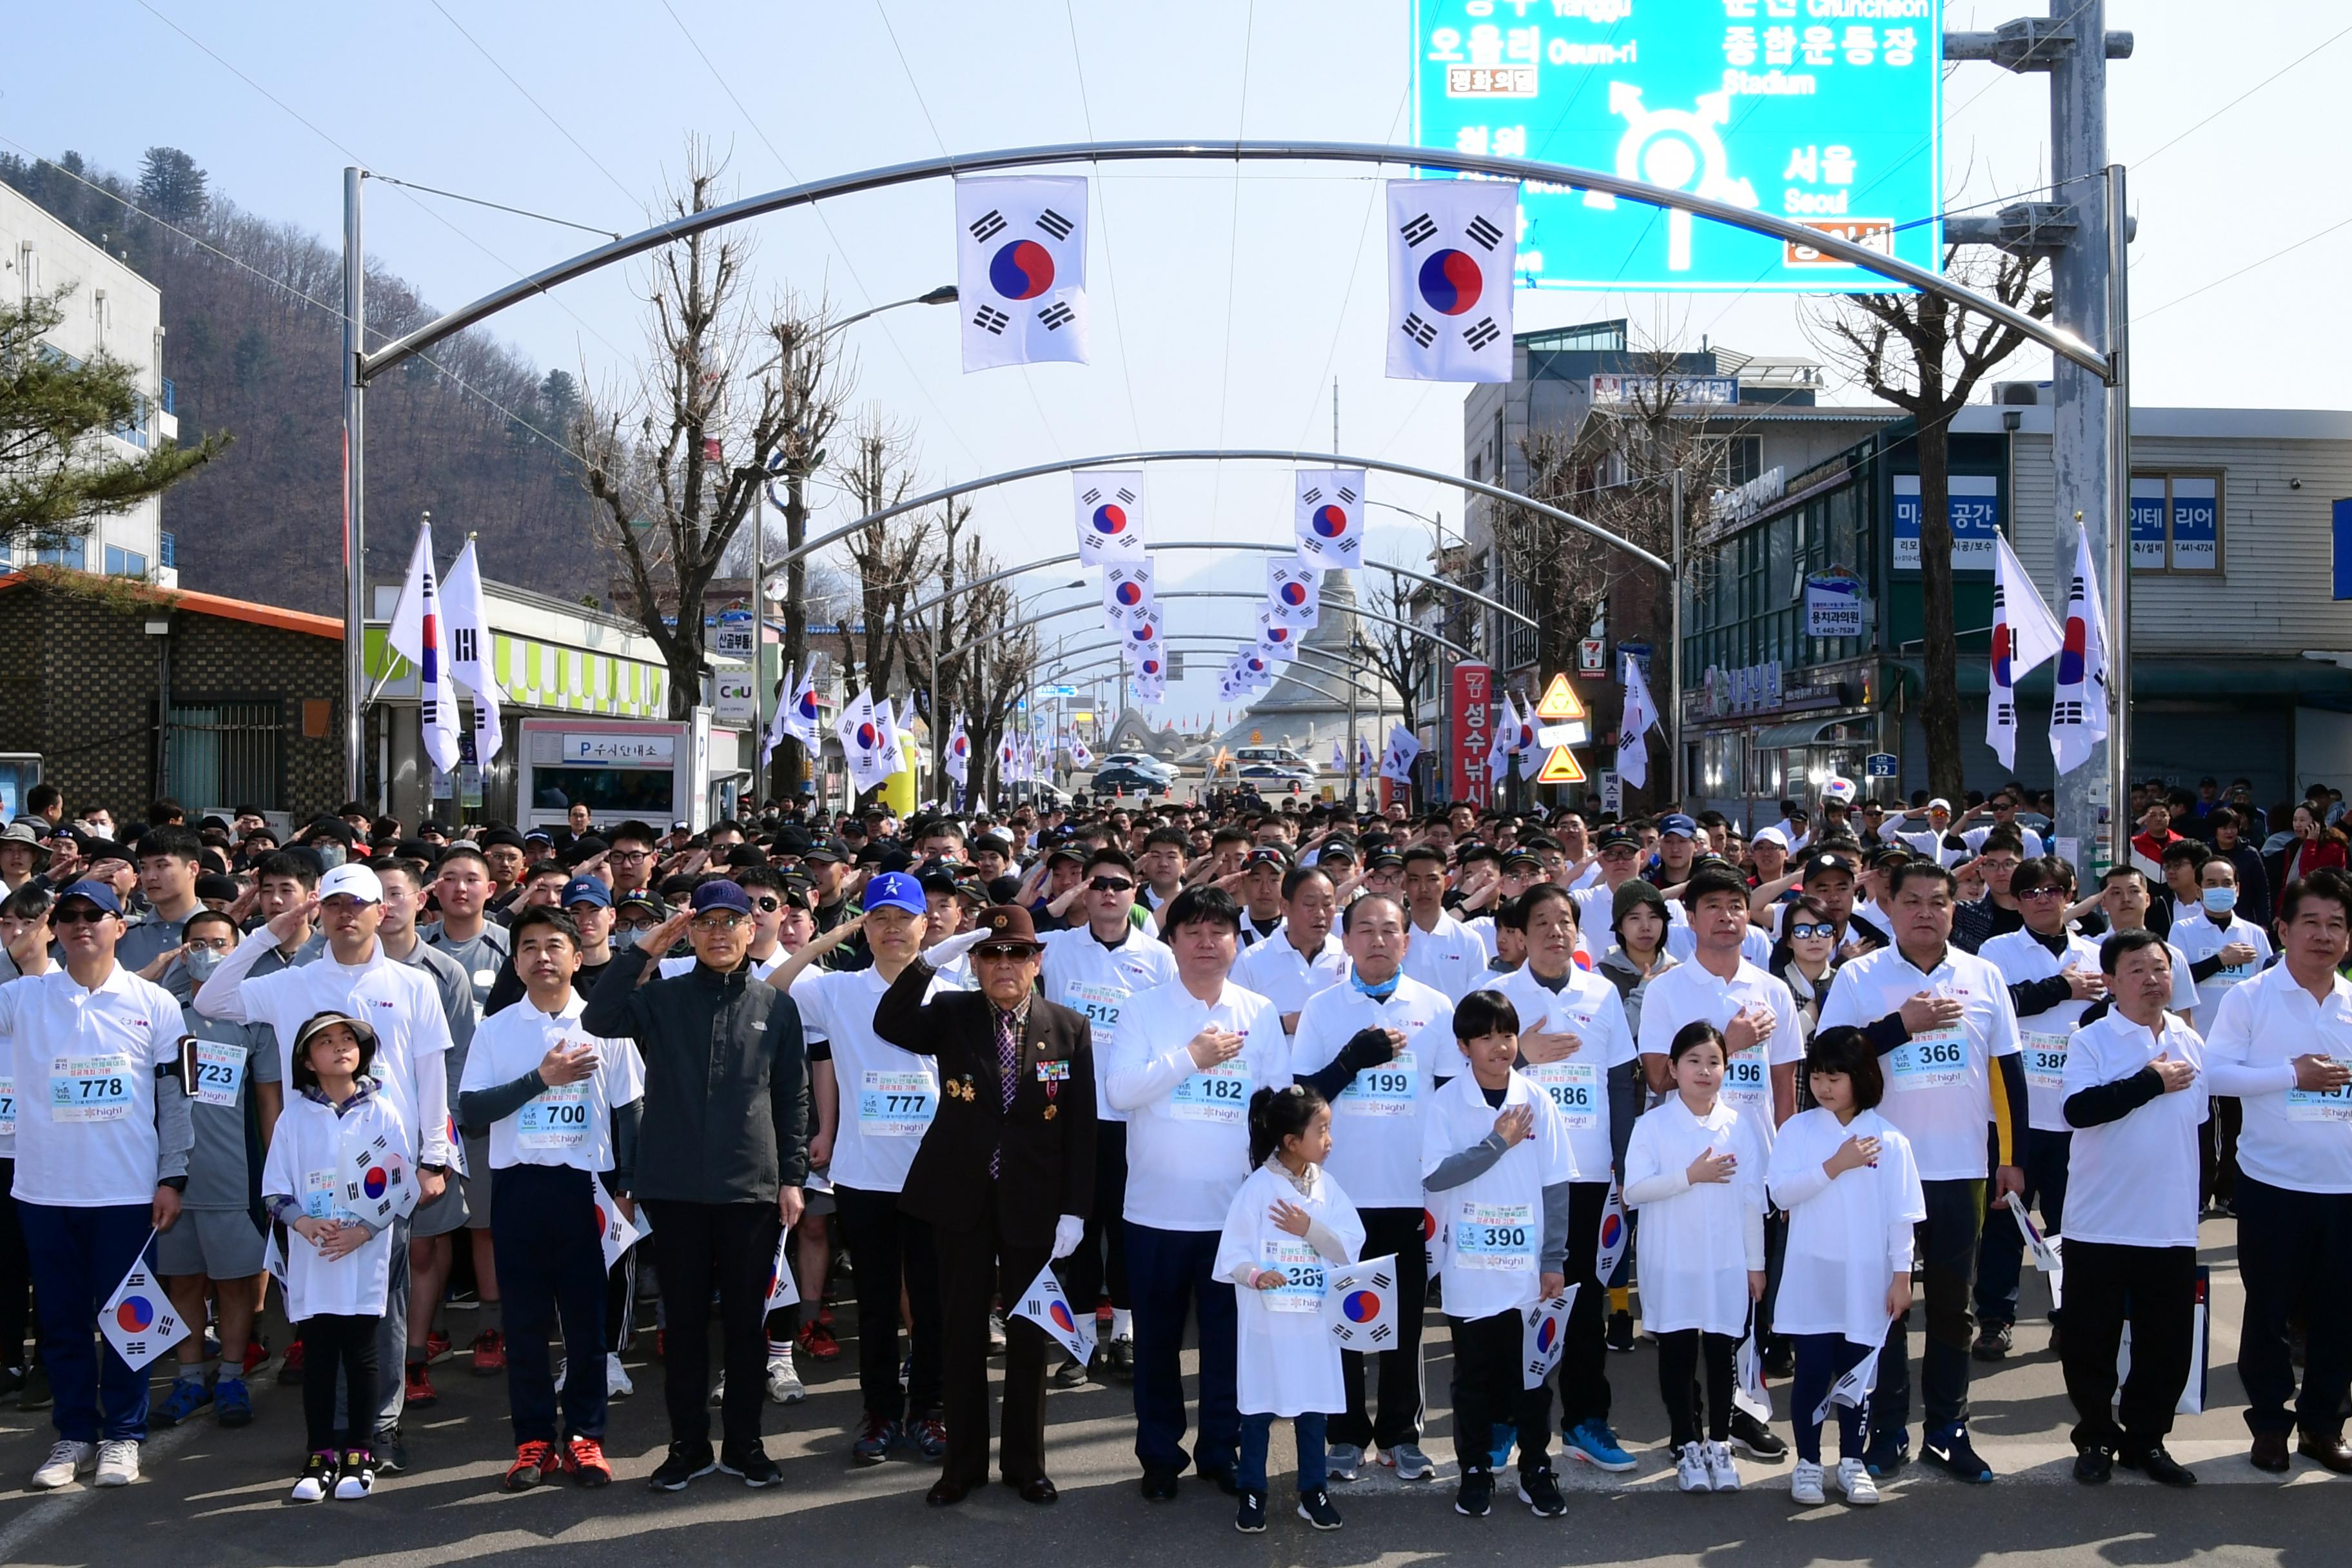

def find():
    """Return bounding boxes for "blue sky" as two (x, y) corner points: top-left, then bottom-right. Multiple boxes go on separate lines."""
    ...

(3, 2), (2338, 720)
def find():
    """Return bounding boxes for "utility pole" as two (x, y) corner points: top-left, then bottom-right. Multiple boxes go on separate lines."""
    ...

(340, 166), (367, 801)
(1945, 5), (2135, 882)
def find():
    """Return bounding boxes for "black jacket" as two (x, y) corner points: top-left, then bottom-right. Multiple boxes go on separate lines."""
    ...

(582, 945), (810, 1206)
(873, 957), (1095, 1248)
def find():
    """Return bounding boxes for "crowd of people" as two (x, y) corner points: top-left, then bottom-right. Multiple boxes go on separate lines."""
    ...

(0, 769), (2347, 1531)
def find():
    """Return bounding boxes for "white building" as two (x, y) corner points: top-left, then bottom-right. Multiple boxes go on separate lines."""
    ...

(1, 183), (176, 586)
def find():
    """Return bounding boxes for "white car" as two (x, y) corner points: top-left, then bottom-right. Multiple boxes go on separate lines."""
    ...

(1235, 745), (1316, 776)
(1099, 752), (1179, 784)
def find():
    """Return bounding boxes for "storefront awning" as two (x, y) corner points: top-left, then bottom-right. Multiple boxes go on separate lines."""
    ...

(1752, 715), (1873, 749)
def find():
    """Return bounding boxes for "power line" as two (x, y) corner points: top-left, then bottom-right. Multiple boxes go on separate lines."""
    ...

(2136, 211), (2352, 322)
(2132, 20), (2352, 169)
(369, 175), (621, 242)
(425, 0), (638, 203)
(1291, 86), (1411, 452)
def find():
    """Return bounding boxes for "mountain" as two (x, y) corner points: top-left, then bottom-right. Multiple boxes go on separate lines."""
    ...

(1, 146), (604, 612)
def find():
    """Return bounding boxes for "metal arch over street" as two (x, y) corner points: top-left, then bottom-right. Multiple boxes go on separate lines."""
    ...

(785, 447), (1662, 578)
(1044, 653), (1367, 712)
(1037, 638), (1386, 698)
(901, 538), (1537, 630)
(936, 589), (1476, 669)
(358, 140), (2106, 382)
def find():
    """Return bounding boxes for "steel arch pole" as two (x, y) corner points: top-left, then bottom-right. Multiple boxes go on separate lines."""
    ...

(937, 590), (1476, 668)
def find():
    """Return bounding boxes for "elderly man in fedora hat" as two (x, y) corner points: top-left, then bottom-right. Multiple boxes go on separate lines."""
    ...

(875, 903), (1096, 1508)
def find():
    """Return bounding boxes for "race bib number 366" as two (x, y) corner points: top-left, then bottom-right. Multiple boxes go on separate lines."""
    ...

(1888, 1026), (1970, 1092)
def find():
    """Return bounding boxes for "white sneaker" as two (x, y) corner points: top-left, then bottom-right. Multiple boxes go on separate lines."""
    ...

(1676, 1441), (1710, 1493)
(1790, 1459), (1825, 1505)
(1834, 1457), (1879, 1505)
(766, 1350), (805, 1405)
(94, 1439), (140, 1487)
(607, 1353), (634, 1398)
(30, 1439), (94, 1490)
(1704, 1440), (1740, 1493)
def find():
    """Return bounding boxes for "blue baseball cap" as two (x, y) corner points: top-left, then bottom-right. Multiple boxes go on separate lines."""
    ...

(57, 878), (123, 916)
(560, 876), (612, 909)
(1658, 813), (1700, 839)
(862, 870), (926, 916)
(689, 879), (752, 916)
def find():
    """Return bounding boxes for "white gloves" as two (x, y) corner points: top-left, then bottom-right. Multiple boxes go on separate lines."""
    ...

(926, 927), (991, 966)
(1052, 1213), (1084, 1260)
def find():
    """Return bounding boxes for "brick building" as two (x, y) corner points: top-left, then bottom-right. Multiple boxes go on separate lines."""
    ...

(0, 568), (342, 820)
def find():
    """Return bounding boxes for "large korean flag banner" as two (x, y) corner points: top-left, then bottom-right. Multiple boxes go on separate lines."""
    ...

(1102, 560), (1157, 629)
(1254, 608), (1301, 663)
(1295, 470), (1366, 571)
(956, 175), (1088, 371)
(1387, 179), (1515, 384)
(1075, 471), (1147, 564)
(1266, 558), (1320, 627)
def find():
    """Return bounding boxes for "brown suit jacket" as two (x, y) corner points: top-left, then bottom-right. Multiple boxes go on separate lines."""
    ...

(875, 957), (1096, 1248)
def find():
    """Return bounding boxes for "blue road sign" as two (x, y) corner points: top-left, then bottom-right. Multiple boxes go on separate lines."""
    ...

(1410, 0), (1943, 293)
(1865, 752), (1898, 779)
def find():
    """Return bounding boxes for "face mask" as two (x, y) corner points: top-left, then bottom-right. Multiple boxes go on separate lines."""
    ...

(182, 948), (223, 983)
(313, 844), (345, 870)
(2202, 887), (2237, 916)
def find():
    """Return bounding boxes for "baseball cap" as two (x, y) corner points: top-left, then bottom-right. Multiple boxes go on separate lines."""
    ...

(560, 876), (612, 908)
(1045, 844), (1088, 870)
(1366, 848), (1406, 870)
(689, 880), (752, 916)
(1799, 851), (1859, 881)
(318, 863), (384, 904)
(55, 879), (123, 917)
(478, 826), (526, 850)
(1502, 847), (1545, 871)
(802, 838), (848, 866)
(614, 889), (664, 919)
(1658, 813), (1700, 839)
(1244, 846), (1289, 868)
(863, 870), (927, 916)
(1926, 797), (1952, 814)
(1753, 825), (1789, 849)
(1594, 828), (1641, 852)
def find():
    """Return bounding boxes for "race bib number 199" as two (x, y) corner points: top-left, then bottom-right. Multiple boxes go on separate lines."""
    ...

(1339, 1050), (1418, 1116)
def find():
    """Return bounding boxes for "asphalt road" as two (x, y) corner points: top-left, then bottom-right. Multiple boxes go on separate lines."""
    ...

(0, 1217), (2341, 1568)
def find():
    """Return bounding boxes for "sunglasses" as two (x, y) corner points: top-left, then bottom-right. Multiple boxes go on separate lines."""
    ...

(1088, 876), (1134, 893)
(974, 944), (1034, 962)
(53, 906), (112, 925)
(1787, 923), (1835, 940)
(2017, 885), (2068, 901)
(749, 896), (783, 913)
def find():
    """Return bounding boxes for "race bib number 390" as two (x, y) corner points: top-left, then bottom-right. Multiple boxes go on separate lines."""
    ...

(1888, 1026), (1970, 1092)
(1170, 1060), (1252, 1124)
(1453, 1201), (1535, 1273)
(50, 1053), (134, 1123)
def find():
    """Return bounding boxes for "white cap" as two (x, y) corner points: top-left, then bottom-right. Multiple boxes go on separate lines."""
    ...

(318, 863), (384, 904)
(1754, 825), (1789, 848)
(1927, 797), (1952, 814)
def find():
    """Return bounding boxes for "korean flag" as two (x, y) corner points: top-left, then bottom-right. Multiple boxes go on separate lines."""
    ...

(341, 1118), (417, 1226)
(593, 1173), (651, 1273)
(956, 175), (1088, 371)
(1520, 1286), (1579, 1389)
(1102, 559), (1157, 628)
(1074, 470), (1147, 564)
(1594, 1181), (1630, 1282)
(103, 1243), (190, 1372)
(1321, 1255), (1400, 1349)
(1386, 178), (1516, 384)
(1294, 470), (1366, 572)
(1266, 558), (1320, 627)
(1121, 605), (1164, 655)
(1254, 608), (1300, 663)
(1015, 1262), (1097, 1364)
(765, 1228), (801, 1313)
(1811, 1342), (1884, 1428)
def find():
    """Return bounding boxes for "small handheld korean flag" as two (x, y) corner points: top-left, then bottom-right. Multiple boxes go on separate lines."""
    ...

(1387, 178), (1517, 384)
(1810, 1340), (1885, 1428)
(1015, 1262), (1096, 1364)
(2012, 1201), (2064, 1308)
(1734, 1325), (1774, 1420)
(1295, 471), (1366, 572)
(103, 1240), (189, 1372)
(1322, 1255), (1400, 1349)
(1102, 559), (1157, 629)
(264, 1226), (288, 1292)
(1521, 1286), (1579, 1389)
(956, 175), (1088, 371)
(341, 1119), (417, 1226)
(764, 1228), (801, 1313)
(1594, 1181), (1630, 1282)
(1267, 558), (1321, 627)
(593, 1173), (650, 1272)
(1075, 471), (1147, 564)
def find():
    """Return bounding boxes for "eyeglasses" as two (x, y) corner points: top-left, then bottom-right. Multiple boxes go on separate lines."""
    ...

(609, 850), (653, 863)
(184, 936), (235, 952)
(1787, 923), (1835, 939)
(1089, 875), (1135, 893)
(614, 918), (660, 934)
(974, 945), (1033, 962)
(52, 906), (111, 925)
(2017, 885), (2068, 901)
(690, 912), (747, 931)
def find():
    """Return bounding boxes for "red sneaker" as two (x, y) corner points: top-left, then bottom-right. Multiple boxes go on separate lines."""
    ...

(562, 1435), (612, 1487)
(406, 1360), (438, 1408)
(798, 1321), (842, 1362)
(425, 1329), (451, 1362)
(503, 1440), (560, 1491)
(240, 1338), (268, 1377)
(471, 1329), (506, 1377)
(277, 1337), (306, 1385)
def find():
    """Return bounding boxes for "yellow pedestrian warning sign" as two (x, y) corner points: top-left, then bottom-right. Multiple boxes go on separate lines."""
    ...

(1534, 673), (1587, 722)
(1536, 745), (1587, 784)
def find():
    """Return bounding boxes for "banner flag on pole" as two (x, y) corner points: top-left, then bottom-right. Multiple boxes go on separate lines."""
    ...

(385, 520), (461, 776)
(1988, 532), (2064, 770)
(1617, 654), (1660, 790)
(1322, 1255), (1400, 1349)
(835, 689), (896, 794)
(1386, 178), (1518, 384)
(1294, 470), (1366, 571)
(1074, 471), (1146, 563)
(2050, 526), (2111, 776)
(955, 174), (1088, 371)
(440, 536), (505, 765)
(101, 1237), (189, 1372)
(1267, 557), (1321, 625)
(944, 712), (970, 787)
(1015, 1262), (1096, 1364)
(1379, 723), (1422, 784)
(1102, 559), (1157, 629)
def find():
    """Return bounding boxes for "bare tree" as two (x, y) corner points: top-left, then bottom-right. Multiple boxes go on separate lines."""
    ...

(1358, 565), (1431, 730)
(1809, 251), (2051, 799)
(834, 411), (934, 702)
(576, 144), (853, 724)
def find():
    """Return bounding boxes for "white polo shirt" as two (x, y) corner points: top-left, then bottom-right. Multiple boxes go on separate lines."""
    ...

(1106, 976), (1290, 1231)
(1418, 1066), (1578, 1322)
(457, 991), (644, 1173)
(1290, 970), (1456, 1208)
(2061, 1009), (2210, 1249)
(1400, 910), (1493, 1003)
(1039, 923), (1178, 1122)
(0, 965), (184, 1206)
(1816, 941), (2022, 1181)
(790, 963), (960, 1195)
(2168, 910), (2273, 1035)
(1979, 927), (2106, 1133)
(2203, 962), (2352, 1194)
(1492, 962), (1637, 1181)
(1231, 923), (1348, 1028)
(1632, 955), (1803, 1135)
